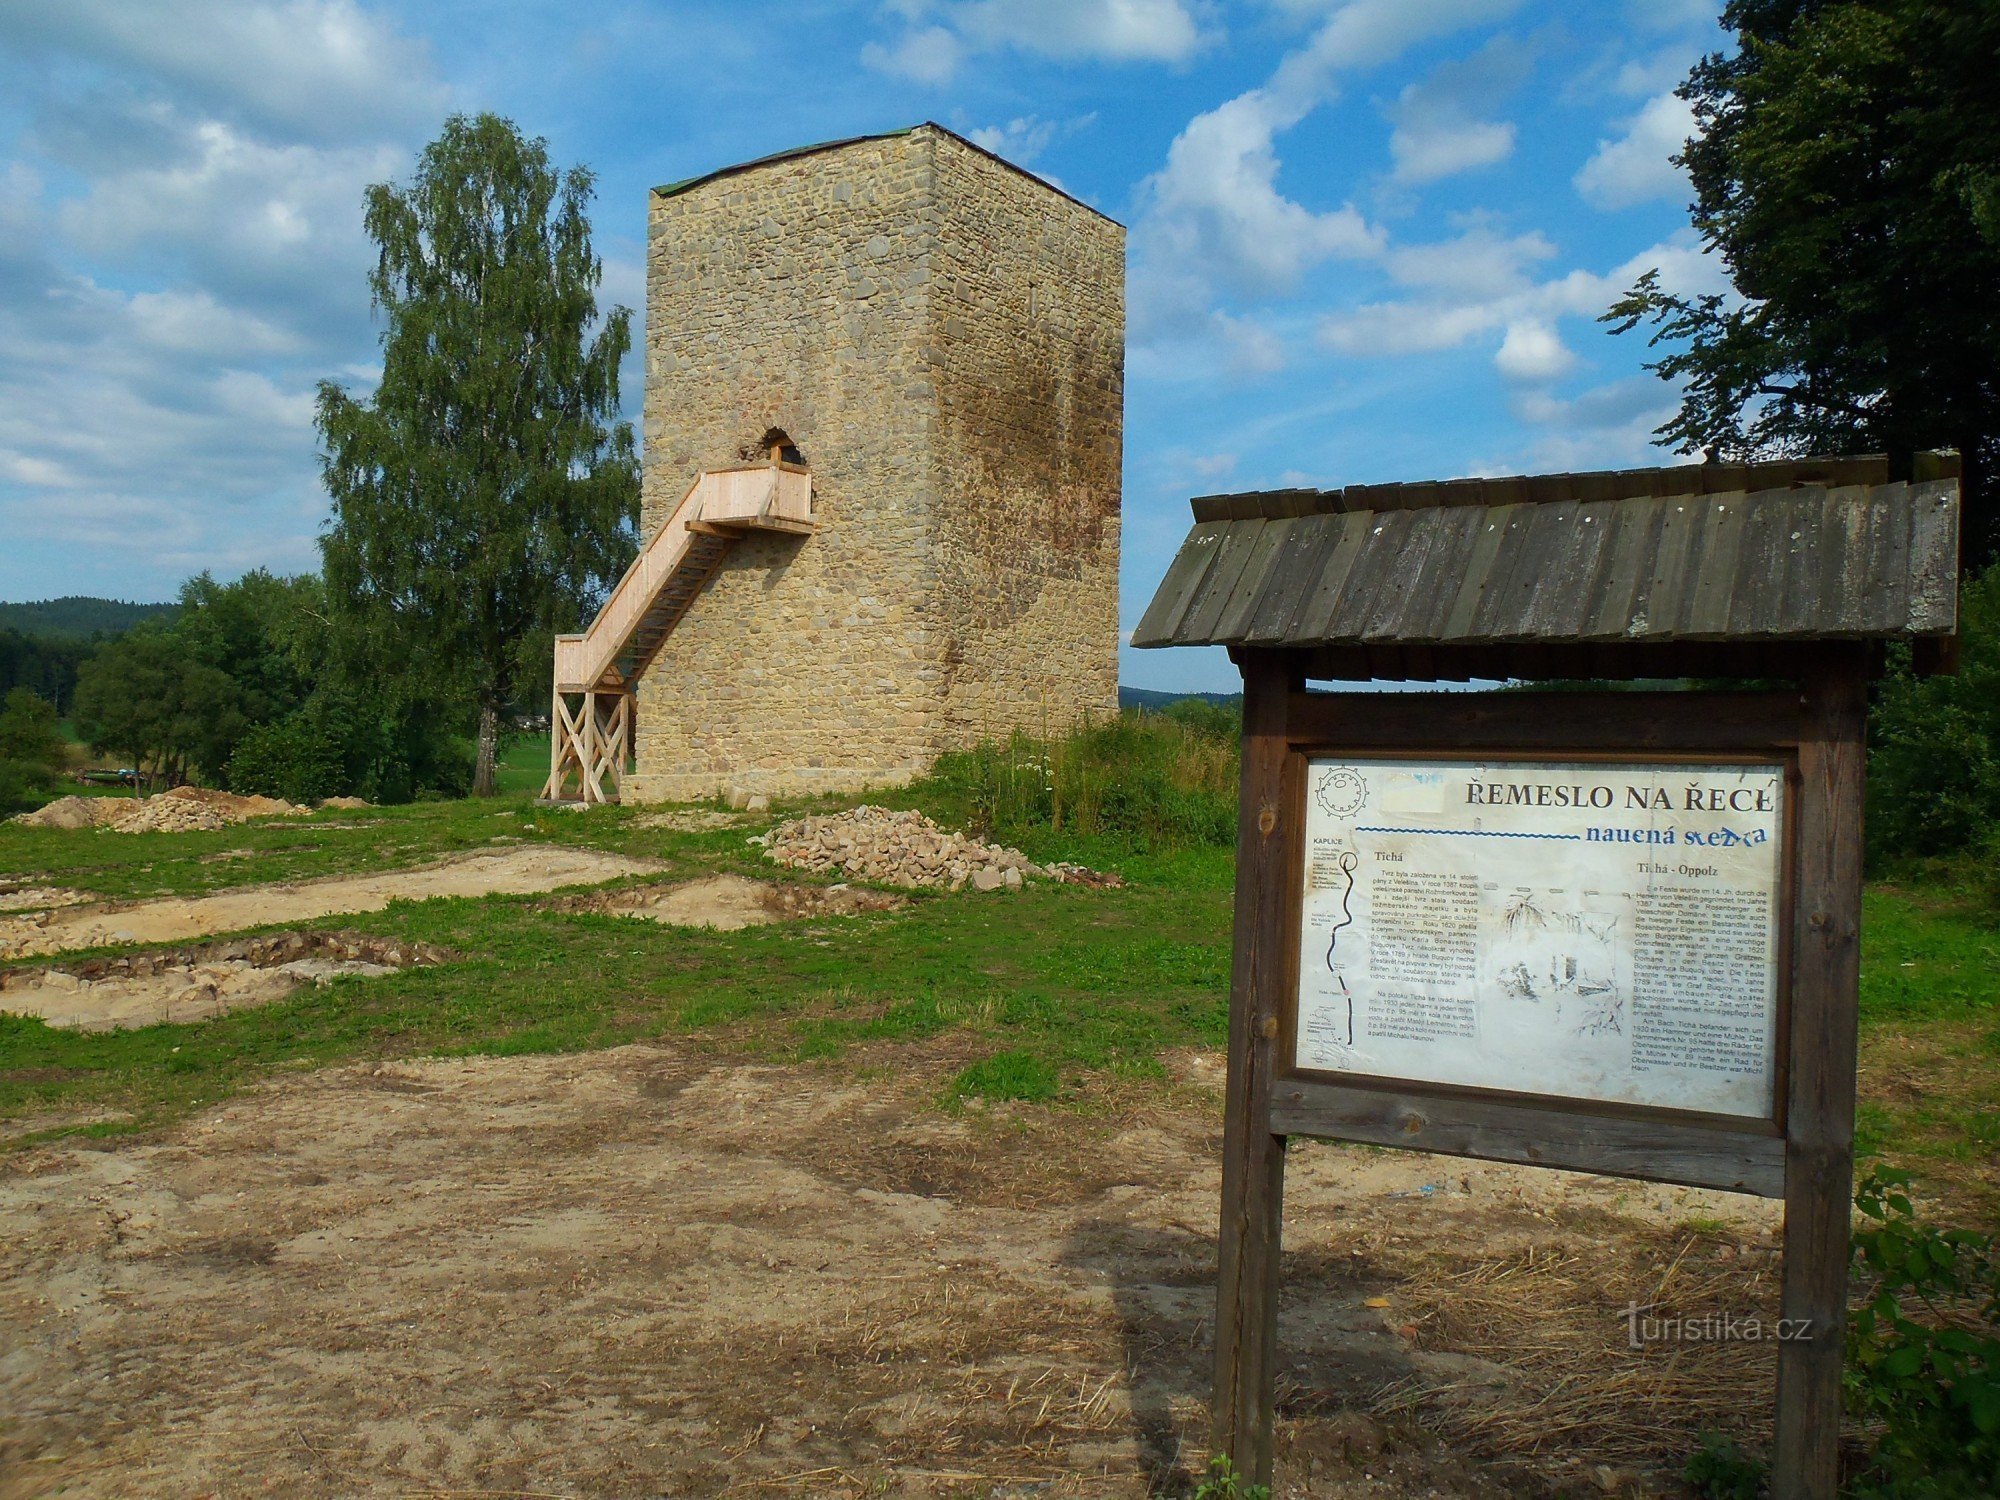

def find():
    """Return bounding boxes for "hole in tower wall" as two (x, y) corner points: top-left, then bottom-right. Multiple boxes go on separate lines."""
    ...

(741, 428), (805, 466)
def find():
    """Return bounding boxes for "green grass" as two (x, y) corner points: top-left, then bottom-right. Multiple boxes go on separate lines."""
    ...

(2, 765), (1995, 1222)
(948, 1048), (1061, 1104)
(0, 793), (1232, 1143)
(494, 733), (550, 796)
(1852, 871), (2000, 1212)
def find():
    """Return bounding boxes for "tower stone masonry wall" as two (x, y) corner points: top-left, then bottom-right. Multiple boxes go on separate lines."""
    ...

(625, 125), (1123, 804)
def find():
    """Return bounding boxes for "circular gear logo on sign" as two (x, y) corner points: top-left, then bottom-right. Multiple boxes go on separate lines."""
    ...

(1315, 766), (1368, 818)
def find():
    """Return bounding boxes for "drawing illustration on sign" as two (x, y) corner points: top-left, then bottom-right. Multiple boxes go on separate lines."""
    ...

(1307, 848), (1360, 1049)
(1491, 893), (1625, 1038)
(1315, 766), (1368, 818)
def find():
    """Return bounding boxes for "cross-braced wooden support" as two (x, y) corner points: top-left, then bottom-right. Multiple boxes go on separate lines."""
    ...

(542, 689), (631, 804)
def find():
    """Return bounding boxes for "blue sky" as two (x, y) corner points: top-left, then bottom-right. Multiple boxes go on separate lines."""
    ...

(0, 0), (1731, 692)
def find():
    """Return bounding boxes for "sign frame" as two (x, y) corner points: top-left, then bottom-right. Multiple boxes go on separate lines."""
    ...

(1210, 653), (1867, 1500)
(1277, 746), (1799, 1140)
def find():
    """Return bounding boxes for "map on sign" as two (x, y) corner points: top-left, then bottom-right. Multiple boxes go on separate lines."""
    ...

(1295, 757), (1785, 1119)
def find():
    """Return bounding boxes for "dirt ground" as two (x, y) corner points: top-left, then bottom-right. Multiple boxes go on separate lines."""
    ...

(0, 845), (663, 960)
(0, 932), (447, 1031)
(0, 1041), (1785, 1500)
(560, 874), (908, 931)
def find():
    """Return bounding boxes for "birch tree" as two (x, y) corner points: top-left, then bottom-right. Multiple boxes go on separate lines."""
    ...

(318, 112), (637, 795)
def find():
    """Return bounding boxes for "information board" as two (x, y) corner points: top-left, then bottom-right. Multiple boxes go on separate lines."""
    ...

(1295, 756), (1785, 1119)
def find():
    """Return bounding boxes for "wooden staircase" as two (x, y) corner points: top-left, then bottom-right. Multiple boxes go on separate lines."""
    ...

(542, 458), (813, 803)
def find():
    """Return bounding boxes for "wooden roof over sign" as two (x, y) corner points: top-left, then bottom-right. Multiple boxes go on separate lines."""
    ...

(1133, 456), (1960, 657)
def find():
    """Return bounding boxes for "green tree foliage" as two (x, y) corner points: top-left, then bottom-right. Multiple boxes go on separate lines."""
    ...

(1606, 0), (2000, 567)
(1867, 564), (2000, 862)
(0, 686), (68, 813)
(72, 628), (237, 789)
(317, 112), (638, 796)
(71, 571), (469, 802)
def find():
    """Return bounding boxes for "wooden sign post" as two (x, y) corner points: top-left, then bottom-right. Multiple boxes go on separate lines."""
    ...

(1132, 457), (1962, 1497)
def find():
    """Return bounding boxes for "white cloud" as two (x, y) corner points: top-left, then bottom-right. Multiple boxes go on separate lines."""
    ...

(1493, 319), (1574, 382)
(1612, 48), (1698, 98)
(860, 25), (963, 84)
(1318, 298), (1499, 356)
(970, 116), (1059, 162)
(1270, 0), (1521, 93)
(1385, 224), (1555, 299)
(0, 0), (443, 145)
(965, 113), (1097, 165)
(1319, 228), (1729, 379)
(1575, 91), (1697, 209)
(1142, 91), (1384, 299)
(1392, 118), (1515, 184)
(124, 289), (301, 358)
(1127, 0), (1523, 379)
(1383, 34), (1532, 184)
(865, 0), (1211, 82)
(0, 266), (328, 575)
(1626, 0), (1719, 35)
(960, 0), (1208, 62)
(0, 0), (454, 596)
(1504, 376), (1686, 471)
(1128, 265), (1293, 378)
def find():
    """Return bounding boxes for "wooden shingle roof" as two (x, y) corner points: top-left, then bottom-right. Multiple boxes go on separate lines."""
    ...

(1133, 457), (1960, 654)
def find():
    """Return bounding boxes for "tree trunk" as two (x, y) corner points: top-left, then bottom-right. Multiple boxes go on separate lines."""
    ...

(472, 702), (500, 797)
(1960, 428), (1994, 574)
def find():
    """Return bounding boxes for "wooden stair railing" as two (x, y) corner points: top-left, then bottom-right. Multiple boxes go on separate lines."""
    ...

(542, 460), (813, 803)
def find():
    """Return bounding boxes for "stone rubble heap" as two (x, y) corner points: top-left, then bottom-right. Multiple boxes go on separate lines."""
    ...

(11, 785), (313, 833)
(753, 805), (1117, 892)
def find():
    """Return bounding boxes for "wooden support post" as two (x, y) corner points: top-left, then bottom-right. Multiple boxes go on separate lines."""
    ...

(1772, 647), (1867, 1498)
(1212, 651), (1299, 1488)
(581, 691), (601, 804)
(611, 692), (631, 798)
(543, 687), (563, 800)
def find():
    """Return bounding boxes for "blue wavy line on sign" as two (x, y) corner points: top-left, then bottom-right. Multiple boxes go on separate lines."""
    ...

(1351, 826), (1583, 840)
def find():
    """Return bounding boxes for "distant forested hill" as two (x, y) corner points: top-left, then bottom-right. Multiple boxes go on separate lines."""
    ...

(0, 597), (176, 714)
(1119, 686), (1242, 713)
(0, 597), (176, 639)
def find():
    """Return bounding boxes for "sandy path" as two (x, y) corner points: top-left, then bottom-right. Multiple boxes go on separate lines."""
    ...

(0, 1045), (1778, 1499)
(0, 845), (663, 959)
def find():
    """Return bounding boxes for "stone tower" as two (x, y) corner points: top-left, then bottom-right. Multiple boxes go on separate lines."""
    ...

(622, 124), (1124, 803)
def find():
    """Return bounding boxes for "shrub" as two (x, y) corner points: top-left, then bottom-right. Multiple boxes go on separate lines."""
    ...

(1868, 564), (2000, 865)
(0, 687), (69, 812)
(917, 709), (1238, 851)
(0, 686), (66, 779)
(1191, 1455), (1269, 1500)
(226, 715), (345, 804)
(1845, 1166), (2000, 1497)
(1683, 1432), (1765, 1499)
(1680, 1168), (1999, 1497)
(0, 758), (41, 816)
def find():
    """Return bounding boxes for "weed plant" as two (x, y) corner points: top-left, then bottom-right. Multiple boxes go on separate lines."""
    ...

(913, 703), (1239, 852)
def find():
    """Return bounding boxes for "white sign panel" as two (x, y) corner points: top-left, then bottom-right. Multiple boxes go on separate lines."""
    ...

(1296, 757), (1784, 1119)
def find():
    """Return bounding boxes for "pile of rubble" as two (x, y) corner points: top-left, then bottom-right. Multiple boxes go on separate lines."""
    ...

(753, 805), (1117, 892)
(11, 785), (313, 833)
